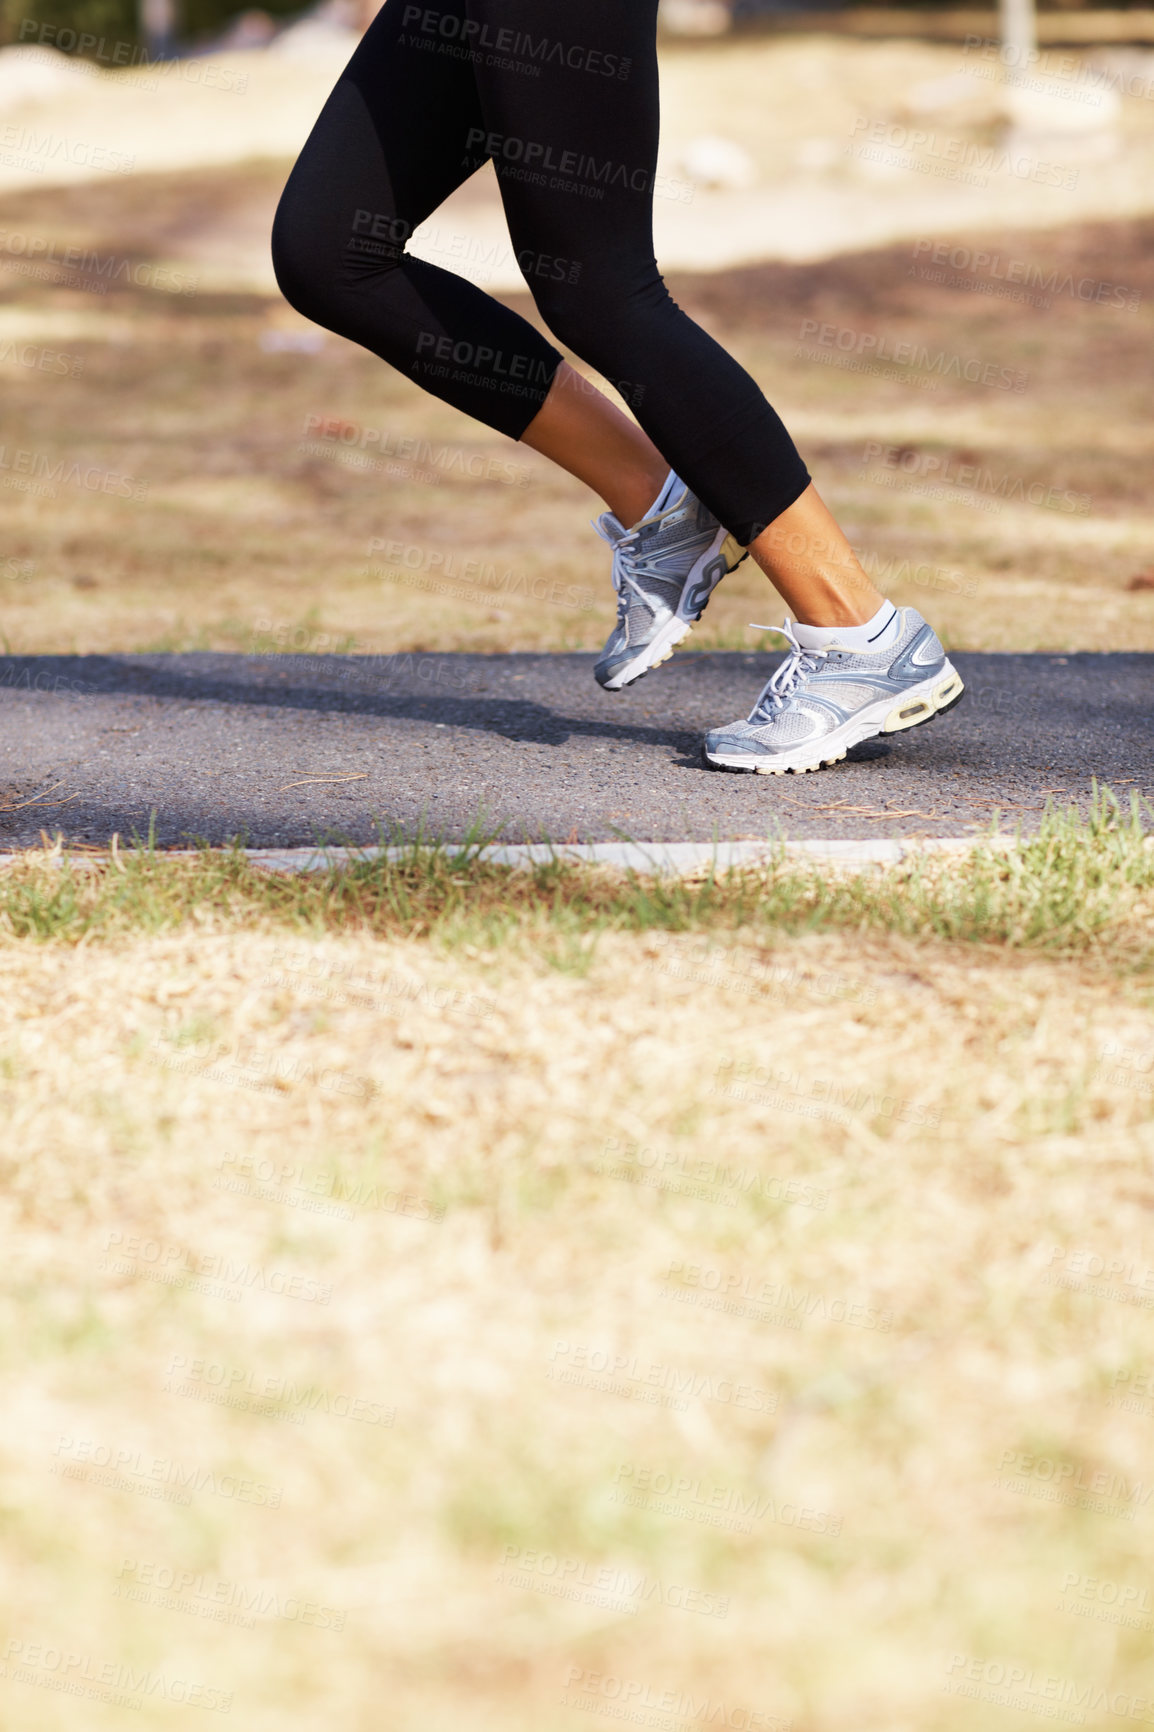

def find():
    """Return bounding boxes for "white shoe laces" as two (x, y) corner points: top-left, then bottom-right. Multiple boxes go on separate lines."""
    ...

(594, 515), (659, 636)
(747, 619), (829, 721)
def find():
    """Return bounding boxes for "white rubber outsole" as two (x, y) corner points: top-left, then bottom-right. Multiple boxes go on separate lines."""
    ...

(703, 665), (965, 775)
(599, 615), (692, 691)
(598, 533), (747, 693)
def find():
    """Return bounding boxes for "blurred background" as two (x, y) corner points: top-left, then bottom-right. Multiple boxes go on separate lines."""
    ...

(5, 0), (1154, 74)
(0, 0), (1152, 659)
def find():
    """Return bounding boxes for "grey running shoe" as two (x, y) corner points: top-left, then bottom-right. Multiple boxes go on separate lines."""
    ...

(593, 477), (746, 691)
(703, 608), (964, 775)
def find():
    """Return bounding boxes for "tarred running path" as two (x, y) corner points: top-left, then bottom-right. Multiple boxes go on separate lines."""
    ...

(0, 651), (1149, 847)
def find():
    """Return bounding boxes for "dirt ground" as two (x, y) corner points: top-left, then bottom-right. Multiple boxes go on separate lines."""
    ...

(0, 157), (1152, 659)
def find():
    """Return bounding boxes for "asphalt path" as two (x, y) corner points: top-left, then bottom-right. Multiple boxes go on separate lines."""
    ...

(0, 651), (1149, 848)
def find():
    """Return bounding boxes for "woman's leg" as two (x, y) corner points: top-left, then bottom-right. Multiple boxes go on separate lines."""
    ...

(522, 371), (882, 626)
(747, 489), (882, 626)
(271, 0), (564, 440)
(272, 0), (882, 628)
(461, 0), (807, 541)
(460, 0), (881, 623)
(518, 362), (669, 529)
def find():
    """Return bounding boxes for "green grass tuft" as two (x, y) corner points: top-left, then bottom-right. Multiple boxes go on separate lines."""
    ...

(0, 785), (1150, 960)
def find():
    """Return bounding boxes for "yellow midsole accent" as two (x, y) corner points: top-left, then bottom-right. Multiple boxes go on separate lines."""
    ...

(884, 699), (932, 734)
(721, 534), (748, 571)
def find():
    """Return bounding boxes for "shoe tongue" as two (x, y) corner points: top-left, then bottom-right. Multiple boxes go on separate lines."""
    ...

(596, 511), (627, 543)
(791, 621), (849, 652)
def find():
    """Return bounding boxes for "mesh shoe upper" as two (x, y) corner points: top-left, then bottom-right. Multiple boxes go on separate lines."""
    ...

(594, 482), (732, 680)
(597, 513), (685, 655)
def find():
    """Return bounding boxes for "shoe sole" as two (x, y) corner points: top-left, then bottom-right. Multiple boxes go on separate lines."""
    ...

(702, 664), (965, 775)
(598, 534), (747, 693)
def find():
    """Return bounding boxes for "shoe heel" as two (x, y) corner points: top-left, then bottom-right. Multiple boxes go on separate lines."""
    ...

(933, 672), (965, 714)
(884, 693), (934, 733)
(883, 670), (965, 733)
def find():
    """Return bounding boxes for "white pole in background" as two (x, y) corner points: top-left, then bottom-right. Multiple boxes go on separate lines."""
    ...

(998, 0), (1036, 137)
(999, 0), (1036, 71)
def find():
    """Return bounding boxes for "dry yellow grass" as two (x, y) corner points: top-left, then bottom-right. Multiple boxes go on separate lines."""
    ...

(3, 887), (1154, 1730)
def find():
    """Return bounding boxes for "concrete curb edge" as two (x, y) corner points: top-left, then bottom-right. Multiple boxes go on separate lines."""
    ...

(0, 836), (1017, 875)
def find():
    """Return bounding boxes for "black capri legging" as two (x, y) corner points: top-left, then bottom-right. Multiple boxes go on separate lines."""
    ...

(271, 0), (811, 545)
